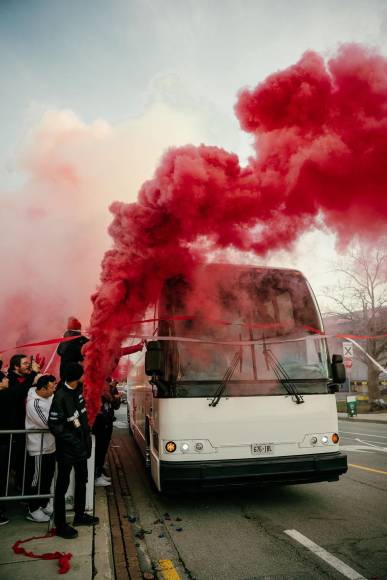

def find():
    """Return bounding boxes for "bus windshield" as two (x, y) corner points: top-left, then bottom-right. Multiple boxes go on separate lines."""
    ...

(159, 265), (330, 396)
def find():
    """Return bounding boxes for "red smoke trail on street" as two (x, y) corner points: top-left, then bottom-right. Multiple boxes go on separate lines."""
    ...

(84, 44), (387, 421)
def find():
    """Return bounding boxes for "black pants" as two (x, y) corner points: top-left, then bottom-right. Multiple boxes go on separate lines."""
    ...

(26, 453), (56, 512)
(54, 459), (88, 529)
(93, 415), (113, 477)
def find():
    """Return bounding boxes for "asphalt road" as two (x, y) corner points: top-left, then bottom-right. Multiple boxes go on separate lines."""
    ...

(112, 412), (387, 580)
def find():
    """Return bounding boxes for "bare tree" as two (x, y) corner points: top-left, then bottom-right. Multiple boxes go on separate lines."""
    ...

(322, 241), (387, 402)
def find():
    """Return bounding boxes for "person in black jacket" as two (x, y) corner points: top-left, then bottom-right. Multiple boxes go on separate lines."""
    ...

(8, 354), (41, 428)
(48, 362), (99, 539)
(56, 317), (89, 380)
(92, 378), (121, 486)
(8, 354), (41, 489)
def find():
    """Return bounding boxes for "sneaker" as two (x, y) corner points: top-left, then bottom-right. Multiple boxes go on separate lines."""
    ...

(26, 507), (50, 523)
(96, 472), (111, 482)
(42, 505), (53, 517)
(73, 513), (99, 526)
(56, 524), (78, 539)
(95, 475), (111, 487)
(0, 513), (9, 526)
(101, 468), (111, 480)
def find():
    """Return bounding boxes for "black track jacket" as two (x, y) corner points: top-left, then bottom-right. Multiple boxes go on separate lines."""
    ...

(48, 382), (91, 463)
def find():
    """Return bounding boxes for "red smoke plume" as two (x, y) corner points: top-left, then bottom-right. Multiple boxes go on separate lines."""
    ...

(84, 44), (387, 421)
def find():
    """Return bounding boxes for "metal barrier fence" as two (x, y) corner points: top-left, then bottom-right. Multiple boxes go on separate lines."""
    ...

(0, 429), (55, 502)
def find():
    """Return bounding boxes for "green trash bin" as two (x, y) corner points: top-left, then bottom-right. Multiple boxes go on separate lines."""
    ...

(346, 395), (357, 417)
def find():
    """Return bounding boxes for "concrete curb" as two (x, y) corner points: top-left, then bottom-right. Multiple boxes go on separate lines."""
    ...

(93, 487), (114, 580)
(339, 417), (387, 425)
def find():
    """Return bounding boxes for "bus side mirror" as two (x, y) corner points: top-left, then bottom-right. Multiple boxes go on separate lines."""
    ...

(331, 354), (346, 384)
(145, 341), (164, 376)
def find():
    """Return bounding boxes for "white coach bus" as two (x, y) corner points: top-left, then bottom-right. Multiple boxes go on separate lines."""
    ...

(127, 264), (347, 491)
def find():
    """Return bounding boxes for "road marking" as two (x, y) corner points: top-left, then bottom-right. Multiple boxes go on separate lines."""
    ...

(284, 529), (366, 580)
(340, 446), (374, 453)
(349, 463), (387, 475)
(355, 438), (387, 451)
(340, 430), (387, 440)
(158, 559), (181, 580)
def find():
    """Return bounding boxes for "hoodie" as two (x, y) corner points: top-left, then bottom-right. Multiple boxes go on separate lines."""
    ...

(57, 330), (89, 379)
(25, 388), (55, 456)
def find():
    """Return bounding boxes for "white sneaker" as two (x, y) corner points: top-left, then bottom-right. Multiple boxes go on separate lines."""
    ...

(26, 507), (50, 523)
(43, 498), (54, 516)
(95, 476), (111, 487)
(97, 473), (111, 482)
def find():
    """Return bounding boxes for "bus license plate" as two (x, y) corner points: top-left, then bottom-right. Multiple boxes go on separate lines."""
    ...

(251, 443), (274, 455)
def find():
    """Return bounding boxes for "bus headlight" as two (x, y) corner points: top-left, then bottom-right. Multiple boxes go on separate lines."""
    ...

(301, 433), (338, 448)
(162, 439), (215, 454)
(165, 441), (177, 453)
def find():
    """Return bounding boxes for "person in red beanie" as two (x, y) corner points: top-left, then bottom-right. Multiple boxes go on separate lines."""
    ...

(56, 317), (89, 380)
(67, 316), (82, 331)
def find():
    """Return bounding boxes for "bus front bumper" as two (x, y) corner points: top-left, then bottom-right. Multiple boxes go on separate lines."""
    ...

(160, 452), (348, 489)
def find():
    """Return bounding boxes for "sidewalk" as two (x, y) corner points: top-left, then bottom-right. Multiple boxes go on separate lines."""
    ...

(338, 411), (387, 424)
(0, 488), (113, 580)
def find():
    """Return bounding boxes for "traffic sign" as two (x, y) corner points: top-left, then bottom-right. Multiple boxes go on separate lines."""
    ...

(344, 358), (353, 369)
(343, 341), (354, 359)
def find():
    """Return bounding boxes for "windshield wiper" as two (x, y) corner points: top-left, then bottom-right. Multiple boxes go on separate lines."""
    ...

(209, 350), (242, 407)
(262, 342), (304, 405)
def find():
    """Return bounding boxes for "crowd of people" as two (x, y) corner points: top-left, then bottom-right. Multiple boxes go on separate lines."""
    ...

(0, 316), (124, 539)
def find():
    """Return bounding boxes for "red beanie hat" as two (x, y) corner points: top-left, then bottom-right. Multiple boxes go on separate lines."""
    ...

(67, 316), (82, 331)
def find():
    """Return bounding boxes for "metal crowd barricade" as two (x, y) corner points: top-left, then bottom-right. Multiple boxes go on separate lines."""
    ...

(0, 429), (55, 501)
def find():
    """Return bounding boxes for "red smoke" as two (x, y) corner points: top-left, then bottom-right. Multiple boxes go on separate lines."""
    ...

(84, 44), (387, 421)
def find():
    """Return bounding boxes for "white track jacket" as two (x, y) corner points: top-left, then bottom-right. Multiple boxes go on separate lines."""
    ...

(25, 388), (56, 456)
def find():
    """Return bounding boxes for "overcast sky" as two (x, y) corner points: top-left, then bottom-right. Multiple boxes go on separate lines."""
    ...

(1, 0), (387, 312)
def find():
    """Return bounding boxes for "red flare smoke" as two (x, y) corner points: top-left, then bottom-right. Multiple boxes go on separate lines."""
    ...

(84, 44), (387, 422)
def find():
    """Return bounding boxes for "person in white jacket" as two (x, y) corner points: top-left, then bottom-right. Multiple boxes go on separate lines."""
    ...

(25, 374), (57, 522)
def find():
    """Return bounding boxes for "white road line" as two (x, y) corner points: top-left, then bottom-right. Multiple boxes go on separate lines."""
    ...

(339, 446), (373, 453)
(340, 436), (384, 444)
(340, 431), (387, 440)
(355, 438), (387, 451)
(284, 529), (367, 580)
